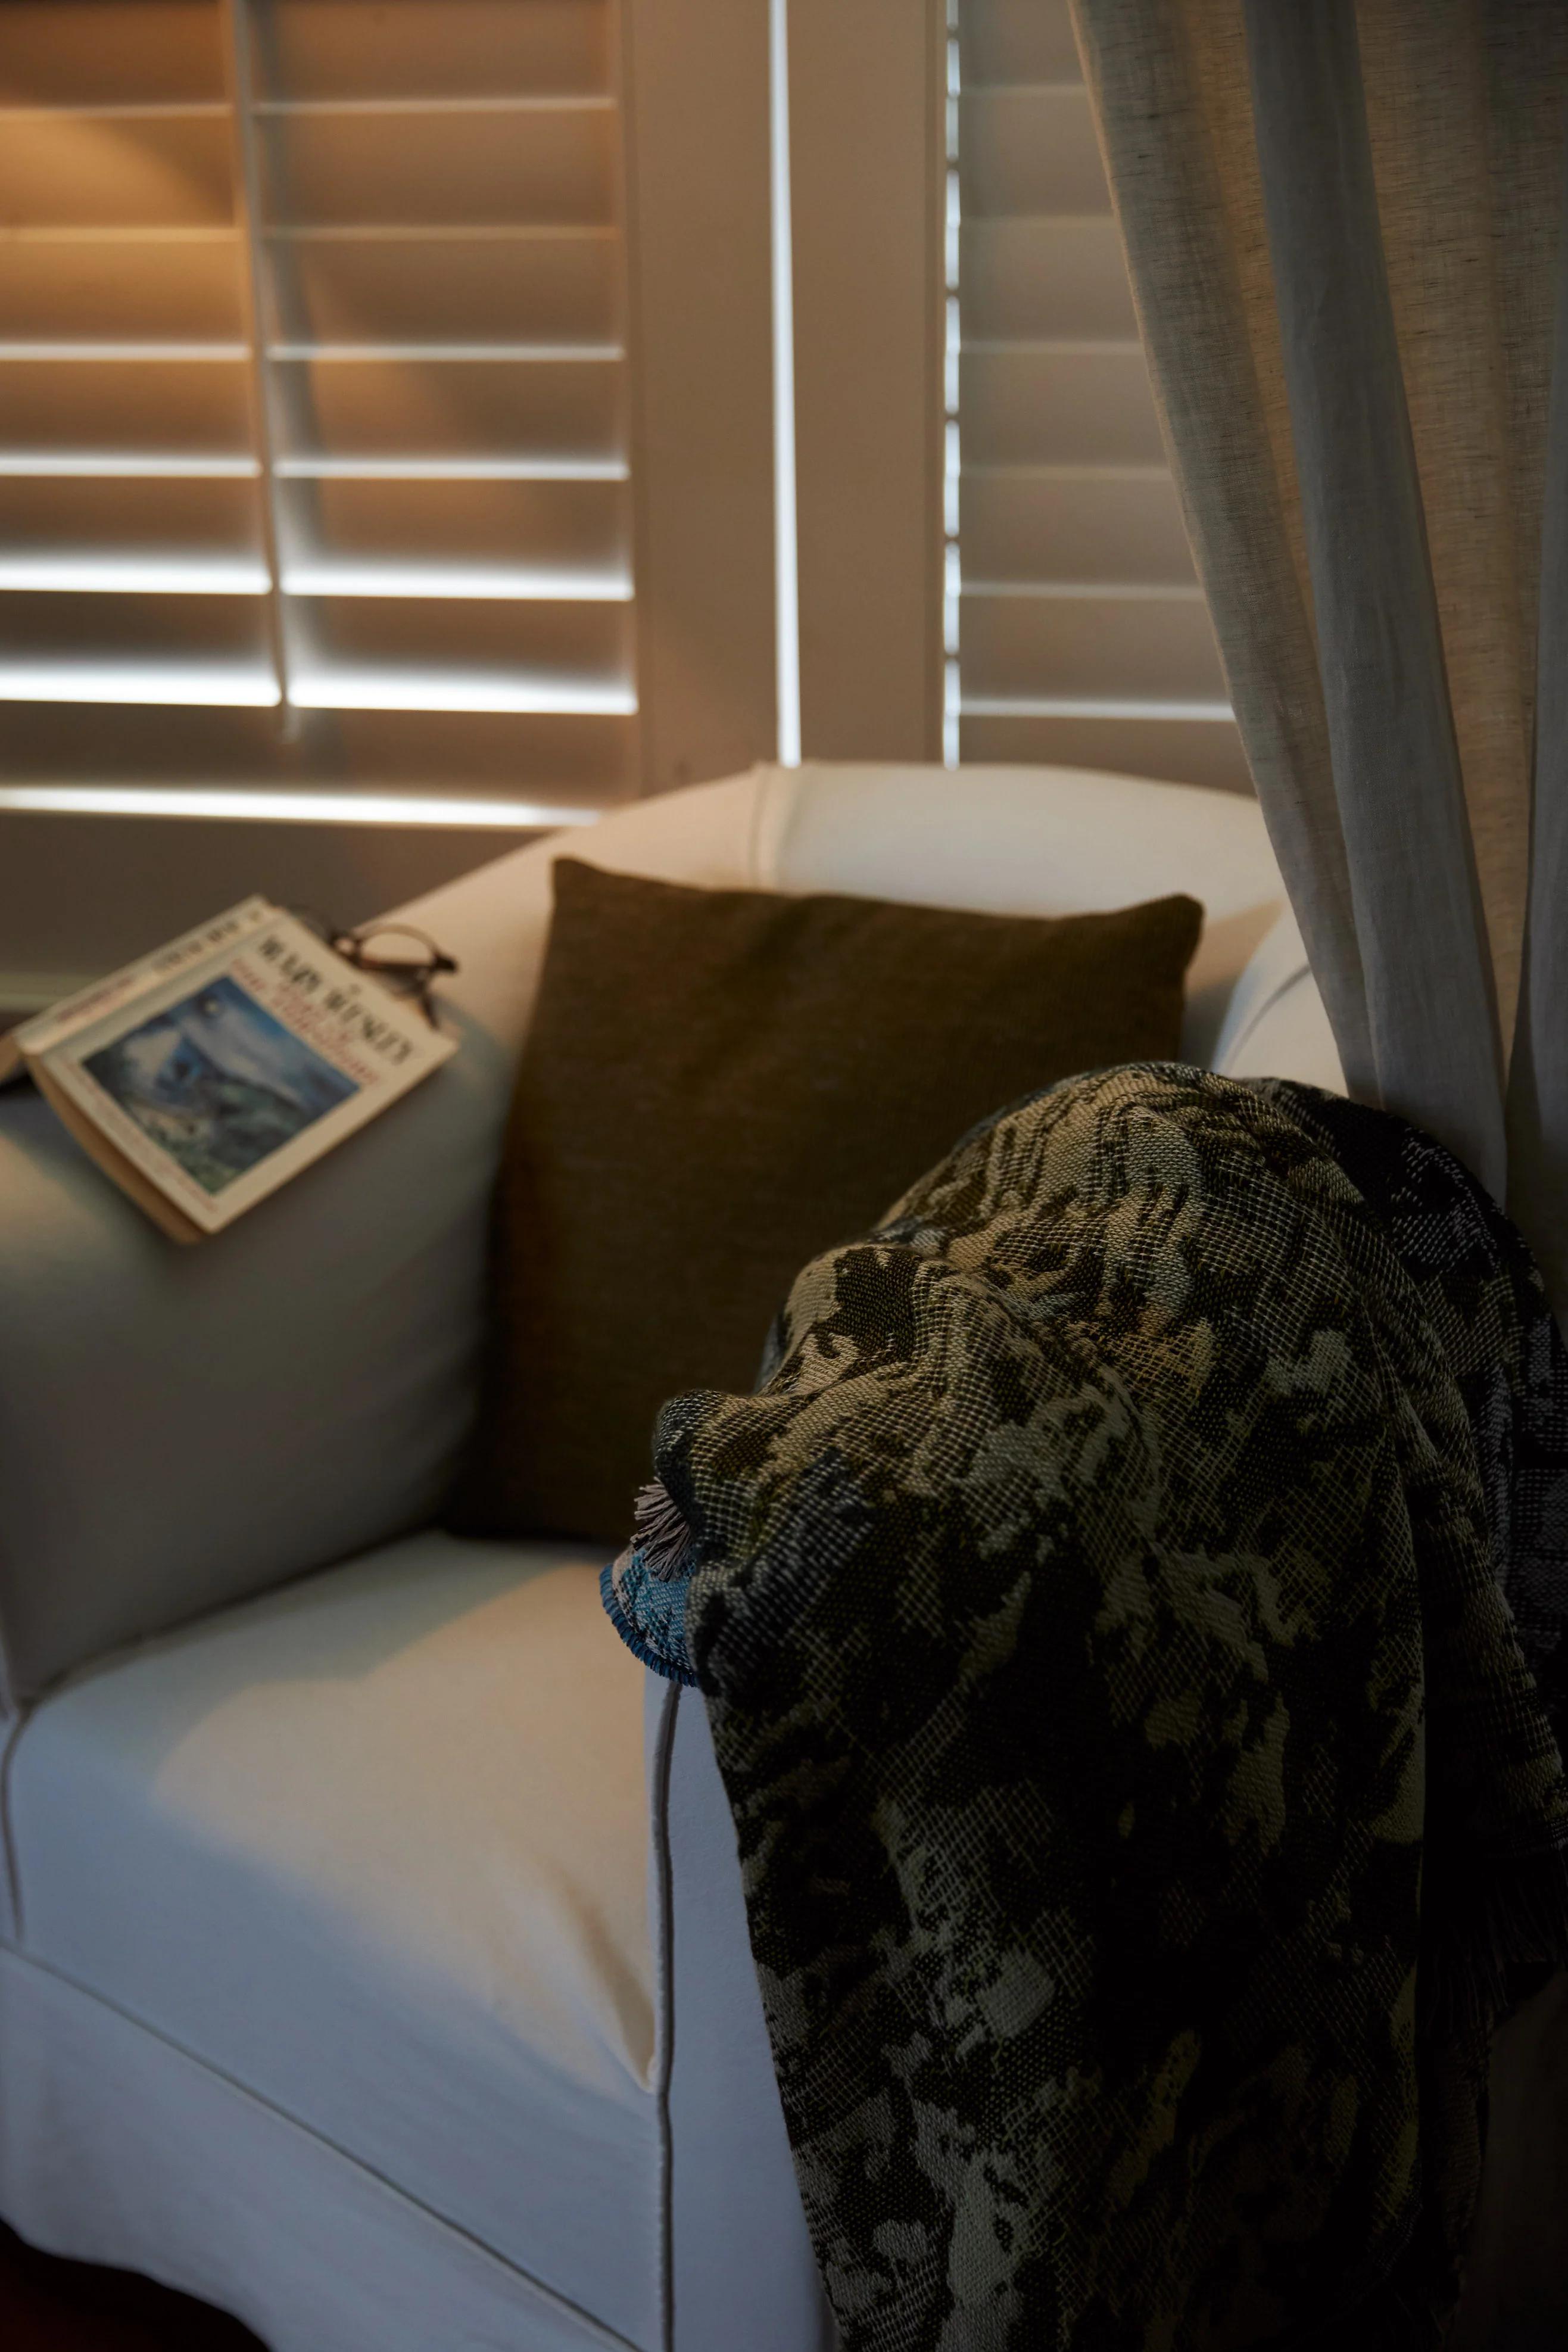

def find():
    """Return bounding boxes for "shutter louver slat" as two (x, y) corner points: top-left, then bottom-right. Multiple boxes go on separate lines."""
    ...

(963, 467), (1196, 587)
(0, 0), (638, 816)
(286, 589), (634, 715)
(961, 710), (1251, 795)
(255, 1), (610, 101)
(0, 4), (228, 105)
(0, 473), (263, 560)
(961, 587), (1224, 703)
(258, 105), (616, 229)
(268, 353), (626, 462)
(0, 356), (254, 457)
(961, 216), (1133, 341)
(0, 574), (278, 706)
(958, 0), (1081, 86)
(278, 474), (630, 601)
(1, 700), (636, 795)
(272, 454), (627, 481)
(952, 0), (1244, 792)
(959, 344), (1164, 466)
(958, 87), (1107, 220)
(0, 113), (234, 228)
(263, 231), (618, 345)
(0, 236), (245, 342)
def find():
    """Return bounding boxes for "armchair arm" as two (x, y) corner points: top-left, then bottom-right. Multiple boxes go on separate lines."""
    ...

(0, 768), (777, 1713)
(649, 1672), (835, 2352)
(0, 1018), (512, 1712)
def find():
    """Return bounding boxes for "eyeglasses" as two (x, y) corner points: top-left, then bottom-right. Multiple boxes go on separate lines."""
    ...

(332, 923), (459, 1029)
(294, 912), (459, 1029)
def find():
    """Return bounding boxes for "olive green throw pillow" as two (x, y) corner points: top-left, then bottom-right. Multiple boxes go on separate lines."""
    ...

(448, 858), (1203, 1544)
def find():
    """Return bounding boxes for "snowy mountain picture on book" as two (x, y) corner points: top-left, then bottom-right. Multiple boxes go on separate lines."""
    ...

(2, 901), (456, 1241)
(84, 976), (362, 1198)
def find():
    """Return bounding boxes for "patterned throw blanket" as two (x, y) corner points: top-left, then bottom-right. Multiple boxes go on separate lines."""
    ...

(603, 1067), (1568, 2348)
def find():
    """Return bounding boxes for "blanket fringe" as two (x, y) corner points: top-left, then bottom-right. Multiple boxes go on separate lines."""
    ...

(632, 1478), (697, 1582)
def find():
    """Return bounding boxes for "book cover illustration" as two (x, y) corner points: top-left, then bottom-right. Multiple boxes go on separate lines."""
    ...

(83, 974), (361, 1199)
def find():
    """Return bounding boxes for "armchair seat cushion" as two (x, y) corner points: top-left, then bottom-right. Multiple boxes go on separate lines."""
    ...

(2, 1531), (665, 2351)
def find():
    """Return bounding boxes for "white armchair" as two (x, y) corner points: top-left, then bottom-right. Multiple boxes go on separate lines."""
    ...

(0, 763), (1340, 2352)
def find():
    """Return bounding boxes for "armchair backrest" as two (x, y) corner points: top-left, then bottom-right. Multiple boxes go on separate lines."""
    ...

(400, 759), (1339, 1085)
(0, 763), (1338, 1707)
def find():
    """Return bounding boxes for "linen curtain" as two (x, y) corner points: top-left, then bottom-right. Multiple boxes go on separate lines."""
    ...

(1068, 0), (1568, 1314)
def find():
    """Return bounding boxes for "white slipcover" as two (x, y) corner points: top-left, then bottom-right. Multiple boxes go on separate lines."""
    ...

(0, 763), (1336, 2350)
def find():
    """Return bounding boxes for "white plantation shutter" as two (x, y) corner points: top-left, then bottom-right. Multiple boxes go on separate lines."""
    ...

(0, 0), (1251, 1001)
(948, 0), (1248, 792)
(0, 0), (641, 824)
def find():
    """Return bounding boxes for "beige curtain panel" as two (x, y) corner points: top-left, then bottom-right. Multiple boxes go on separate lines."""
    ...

(1069, 0), (1568, 1312)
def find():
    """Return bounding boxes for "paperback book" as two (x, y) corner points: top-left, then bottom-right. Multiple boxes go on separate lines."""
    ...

(0, 899), (455, 1242)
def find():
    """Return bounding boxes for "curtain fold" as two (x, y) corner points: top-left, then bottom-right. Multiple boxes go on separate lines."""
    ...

(1510, 149), (1568, 1316)
(1070, 0), (1568, 1305)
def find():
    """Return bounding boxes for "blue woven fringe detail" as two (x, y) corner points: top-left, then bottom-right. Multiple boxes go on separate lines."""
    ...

(600, 1557), (700, 1687)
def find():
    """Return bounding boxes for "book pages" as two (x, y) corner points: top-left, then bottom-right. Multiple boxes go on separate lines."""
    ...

(0, 897), (276, 1087)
